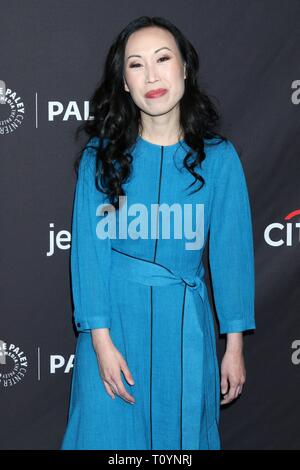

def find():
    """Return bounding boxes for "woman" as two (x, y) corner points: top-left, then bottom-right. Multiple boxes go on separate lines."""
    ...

(60, 16), (256, 450)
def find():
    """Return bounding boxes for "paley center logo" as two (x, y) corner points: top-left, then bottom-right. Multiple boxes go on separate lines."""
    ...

(264, 209), (300, 246)
(0, 80), (25, 135)
(0, 339), (28, 388)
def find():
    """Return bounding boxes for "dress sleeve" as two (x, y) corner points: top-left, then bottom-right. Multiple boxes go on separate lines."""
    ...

(71, 138), (112, 333)
(208, 140), (256, 334)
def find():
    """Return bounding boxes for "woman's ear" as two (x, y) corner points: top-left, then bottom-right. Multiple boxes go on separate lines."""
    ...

(184, 62), (187, 79)
(123, 75), (129, 92)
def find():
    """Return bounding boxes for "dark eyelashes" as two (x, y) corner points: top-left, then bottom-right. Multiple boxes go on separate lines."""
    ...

(129, 56), (171, 68)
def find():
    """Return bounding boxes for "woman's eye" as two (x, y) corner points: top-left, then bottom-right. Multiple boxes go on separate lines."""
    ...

(129, 56), (171, 68)
(158, 56), (170, 62)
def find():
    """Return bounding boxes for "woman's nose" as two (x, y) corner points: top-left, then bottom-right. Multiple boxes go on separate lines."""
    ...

(145, 66), (159, 83)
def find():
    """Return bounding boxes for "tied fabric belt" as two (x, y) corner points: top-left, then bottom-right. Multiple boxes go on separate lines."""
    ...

(111, 247), (206, 295)
(110, 247), (219, 450)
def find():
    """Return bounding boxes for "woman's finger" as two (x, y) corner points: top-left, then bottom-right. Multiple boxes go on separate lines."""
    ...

(103, 377), (119, 396)
(103, 380), (116, 399)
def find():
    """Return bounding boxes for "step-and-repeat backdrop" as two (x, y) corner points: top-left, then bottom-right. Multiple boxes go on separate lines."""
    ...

(1, 0), (299, 450)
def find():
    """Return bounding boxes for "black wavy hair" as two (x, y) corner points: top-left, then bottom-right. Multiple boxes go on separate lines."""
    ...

(74, 15), (228, 210)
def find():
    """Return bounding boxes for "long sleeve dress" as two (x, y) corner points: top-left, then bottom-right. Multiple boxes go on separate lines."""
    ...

(60, 134), (256, 450)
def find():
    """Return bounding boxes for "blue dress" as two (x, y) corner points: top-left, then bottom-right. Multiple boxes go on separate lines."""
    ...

(60, 135), (256, 450)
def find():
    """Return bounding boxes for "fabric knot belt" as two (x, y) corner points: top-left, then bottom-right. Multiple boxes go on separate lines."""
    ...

(111, 246), (206, 299)
(110, 247), (219, 450)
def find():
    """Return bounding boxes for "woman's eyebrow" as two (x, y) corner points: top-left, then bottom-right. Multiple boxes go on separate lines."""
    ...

(126, 46), (173, 61)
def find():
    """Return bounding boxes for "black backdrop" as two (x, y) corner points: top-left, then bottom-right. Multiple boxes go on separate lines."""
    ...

(1, 0), (300, 450)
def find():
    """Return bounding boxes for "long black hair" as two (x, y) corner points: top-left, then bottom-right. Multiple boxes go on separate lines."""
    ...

(74, 16), (228, 210)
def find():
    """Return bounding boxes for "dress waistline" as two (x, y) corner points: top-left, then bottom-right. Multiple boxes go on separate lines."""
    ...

(110, 247), (206, 301)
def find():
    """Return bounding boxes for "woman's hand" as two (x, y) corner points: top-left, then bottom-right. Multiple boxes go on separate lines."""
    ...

(220, 333), (246, 405)
(91, 328), (135, 404)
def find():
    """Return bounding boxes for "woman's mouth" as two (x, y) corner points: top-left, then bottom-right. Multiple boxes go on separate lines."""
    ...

(145, 88), (168, 99)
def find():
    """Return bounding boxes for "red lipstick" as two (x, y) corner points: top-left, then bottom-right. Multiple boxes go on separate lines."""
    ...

(145, 88), (168, 99)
